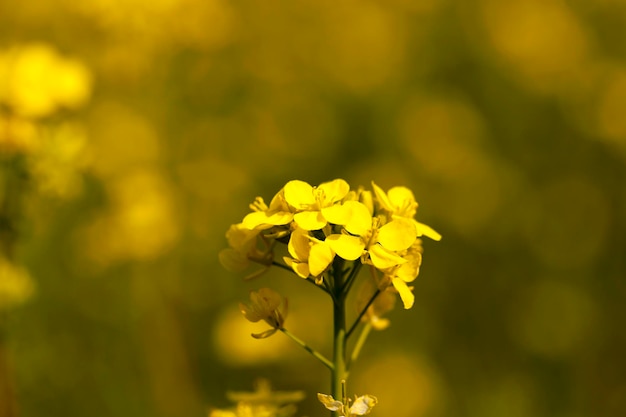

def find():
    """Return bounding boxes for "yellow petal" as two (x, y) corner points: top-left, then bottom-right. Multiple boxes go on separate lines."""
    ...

(392, 278), (415, 309)
(239, 302), (262, 322)
(288, 228), (311, 261)
(259, 287), (281, 304)
(265, 211), (294, 225)
(309, 243), (335, 276)
(368, 244), (407, 269)
(395, 260), (419, 283)
(350, 395), (378, 415)
(292, 261), (310, 278)
(320, 203), (351, 225)
(251, 328), (278, 339)
(317, 393), (343, 412)
(317, 178), (350, 204)
(371, 181), (393, 212)
(387, 186), (417, 214)
(294, 211), (326, 230)
(414, 220), (442, 241)
(359, 190), (374, 214)
(377, 218), (416, 251)
(284, 180), (315, 208)
(343, 201), (373, 236)
(284, 256), (309, 278)
(325, 234), (365, 261)
(242, 211), (272, 229)
(225, 224), (258, 249)
(268, 189), (290, 211)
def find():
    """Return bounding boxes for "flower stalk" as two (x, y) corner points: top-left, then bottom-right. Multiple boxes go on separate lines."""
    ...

(331, 258), (348, 417)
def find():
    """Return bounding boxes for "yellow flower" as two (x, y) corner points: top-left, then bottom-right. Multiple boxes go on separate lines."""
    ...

(283, 227), (334, 280)
(372, 181), (442, 241)
(283, 179), (349, 230)
(219, 223), (273, 279)
(0, 43), (92, 118)
(381, 241), (424, 309)
(239, 288), (288, 339)
(318, 393), (377, 417)
(242, 189), (294, 230)
(0, 115), (39, 155)
(0, 257), (35, 311)
(323, 201), (416, 269)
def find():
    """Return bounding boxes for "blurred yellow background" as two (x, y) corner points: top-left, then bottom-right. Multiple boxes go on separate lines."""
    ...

(1, 0), (626, 416)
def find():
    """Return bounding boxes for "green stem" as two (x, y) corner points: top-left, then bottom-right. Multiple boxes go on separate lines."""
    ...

(280, 328), (334, 370)
(342, 262), (362, 297)
(331, 258), (347, 417)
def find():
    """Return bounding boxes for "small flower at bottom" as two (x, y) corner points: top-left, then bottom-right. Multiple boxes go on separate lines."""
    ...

(210, 378), (304, 417)
(318, 392), (377, 417)
(239, 288), (288, 339)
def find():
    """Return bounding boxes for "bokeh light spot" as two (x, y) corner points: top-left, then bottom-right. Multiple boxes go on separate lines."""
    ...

(524, 176), (610, 268)
(354, 352), (442, 417)
(480, 0), (589, 91)
(510, 279), (598, 358)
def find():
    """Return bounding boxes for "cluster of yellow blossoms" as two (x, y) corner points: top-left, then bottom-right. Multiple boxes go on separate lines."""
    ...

(220, 179), (441, 310)
(0, 43), (92, 197)
(0, 43), (92, 311)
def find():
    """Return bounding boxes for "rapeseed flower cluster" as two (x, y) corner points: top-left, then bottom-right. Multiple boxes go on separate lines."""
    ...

(220, 179), (440, 309)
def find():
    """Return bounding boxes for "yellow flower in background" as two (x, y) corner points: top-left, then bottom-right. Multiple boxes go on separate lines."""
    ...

(210, 379), (304, 417)
(0, 257), (35, 311)
(80, 170), (180, 265)
(28, 122), (89, 198)
(226, 378), (304, 404)
(0, 43), (92, 118)
(284, 179), (349, 230)
(0, 115), (39, 155)
(239, 288), (288, 339)
(219, 223), (273, 278)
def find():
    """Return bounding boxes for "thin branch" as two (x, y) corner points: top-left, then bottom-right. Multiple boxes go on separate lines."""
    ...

(271, 261), (330, 294)
(342, 261), (362, 297)
(346, 288), (381, 339)
(271, 261), (292, 273)
(280, 328), (334, 371)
